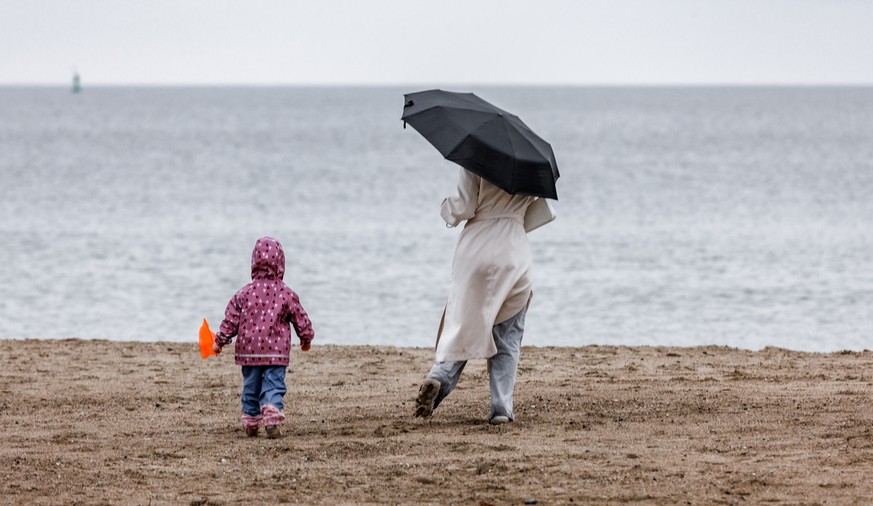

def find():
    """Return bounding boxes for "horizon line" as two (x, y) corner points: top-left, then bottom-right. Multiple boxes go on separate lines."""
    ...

(2, 81), (873, 88)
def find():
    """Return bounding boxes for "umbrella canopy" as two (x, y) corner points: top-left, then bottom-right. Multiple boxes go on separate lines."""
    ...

(401, 89), (559, 200)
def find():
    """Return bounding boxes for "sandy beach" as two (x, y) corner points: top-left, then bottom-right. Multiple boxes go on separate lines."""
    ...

(2, 339), (873, 504)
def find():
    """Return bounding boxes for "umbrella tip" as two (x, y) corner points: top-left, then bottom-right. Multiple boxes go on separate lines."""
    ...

(404, 100), (414, 108)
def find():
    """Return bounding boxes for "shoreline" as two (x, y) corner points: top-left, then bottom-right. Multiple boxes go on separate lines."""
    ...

(3, 336), (869, 355)
(2, 339), (873, 504)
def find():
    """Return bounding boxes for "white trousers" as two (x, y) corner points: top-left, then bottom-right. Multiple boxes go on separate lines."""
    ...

(427, 306), (526, 421)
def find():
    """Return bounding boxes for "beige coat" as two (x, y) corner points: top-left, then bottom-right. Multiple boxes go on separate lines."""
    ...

(435, 168), (536, 362)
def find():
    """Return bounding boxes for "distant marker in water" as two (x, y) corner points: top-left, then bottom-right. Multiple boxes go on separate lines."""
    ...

(71, 67), (81, 94)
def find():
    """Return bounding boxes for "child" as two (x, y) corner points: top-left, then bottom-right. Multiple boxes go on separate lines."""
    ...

(213, 236), (314, 439)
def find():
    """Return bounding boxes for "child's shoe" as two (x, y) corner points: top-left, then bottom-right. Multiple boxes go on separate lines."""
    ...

(414, 378), (440, 418)
(241, 413), (262, 437)
(261, 404), (285, 439)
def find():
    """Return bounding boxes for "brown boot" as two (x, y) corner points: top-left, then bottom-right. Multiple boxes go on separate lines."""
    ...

(265, 425), (282, 439)
(414, 378), (440, 418)
(245, 426), (259, 437)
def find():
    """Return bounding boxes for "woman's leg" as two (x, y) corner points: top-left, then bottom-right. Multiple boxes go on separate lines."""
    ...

(428, 360), (467, 410)
(488, 306), (527, 422)
(415, 360), (467, 417)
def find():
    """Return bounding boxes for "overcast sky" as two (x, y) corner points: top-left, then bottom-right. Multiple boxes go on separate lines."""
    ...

(3, 0), (872, 85)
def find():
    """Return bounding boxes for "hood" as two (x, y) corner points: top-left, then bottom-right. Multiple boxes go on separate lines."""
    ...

(251, 237), (285, 280)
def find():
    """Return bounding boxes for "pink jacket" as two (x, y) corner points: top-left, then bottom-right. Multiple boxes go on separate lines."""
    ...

(216, 237), (314, 366)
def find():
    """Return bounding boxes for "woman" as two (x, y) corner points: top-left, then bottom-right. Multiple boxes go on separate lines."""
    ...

(414, 167), (537, 425)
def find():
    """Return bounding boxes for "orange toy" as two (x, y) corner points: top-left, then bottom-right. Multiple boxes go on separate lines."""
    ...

(199, 319), (220, 358)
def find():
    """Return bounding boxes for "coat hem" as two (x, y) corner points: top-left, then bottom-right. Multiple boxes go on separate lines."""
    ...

(435, 350), (497, 363)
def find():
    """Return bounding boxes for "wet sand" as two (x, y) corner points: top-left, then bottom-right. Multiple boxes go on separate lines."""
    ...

(2, 339), (873, 505)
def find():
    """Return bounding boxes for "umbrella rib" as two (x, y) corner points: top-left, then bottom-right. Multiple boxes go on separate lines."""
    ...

(505, 116), (555, 168)
(403, 95), (497, 120)
(442, 113), (503, 158)
(453, 93), (501, 113)
(500, 118), (518, 190)
(516, 129), (554, 166)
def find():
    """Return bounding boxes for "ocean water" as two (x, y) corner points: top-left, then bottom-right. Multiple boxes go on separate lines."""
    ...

(1, 86), (872, 352)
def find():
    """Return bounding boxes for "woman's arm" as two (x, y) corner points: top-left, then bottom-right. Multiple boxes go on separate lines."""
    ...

(440, 168), (479, 227)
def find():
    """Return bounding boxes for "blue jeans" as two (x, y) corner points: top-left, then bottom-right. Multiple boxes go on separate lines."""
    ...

(240, 366), (287, 417)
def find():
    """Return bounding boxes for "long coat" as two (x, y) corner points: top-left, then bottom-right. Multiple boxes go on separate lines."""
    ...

(435, 168), (536, 362)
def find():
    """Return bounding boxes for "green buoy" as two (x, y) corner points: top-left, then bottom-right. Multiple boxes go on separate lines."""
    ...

(72, 68), (81, 94)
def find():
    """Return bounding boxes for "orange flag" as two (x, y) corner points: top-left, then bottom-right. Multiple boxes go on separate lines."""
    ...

(199, 319), (219, 358)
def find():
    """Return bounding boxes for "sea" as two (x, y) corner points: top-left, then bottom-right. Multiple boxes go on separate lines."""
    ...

(1, 86), (872, 352)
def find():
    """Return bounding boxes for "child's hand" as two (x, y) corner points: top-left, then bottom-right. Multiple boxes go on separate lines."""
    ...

(300, 341), (311, 352)
(212, 342), (222, 355)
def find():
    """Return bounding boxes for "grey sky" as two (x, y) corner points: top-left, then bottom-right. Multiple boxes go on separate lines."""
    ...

(3, 0), (873, 85)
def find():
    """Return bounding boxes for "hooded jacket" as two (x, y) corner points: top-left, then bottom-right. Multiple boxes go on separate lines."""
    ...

(216, 237), (314, 366)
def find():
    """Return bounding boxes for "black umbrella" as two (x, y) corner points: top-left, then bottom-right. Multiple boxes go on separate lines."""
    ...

(401, 89), (559, 200)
